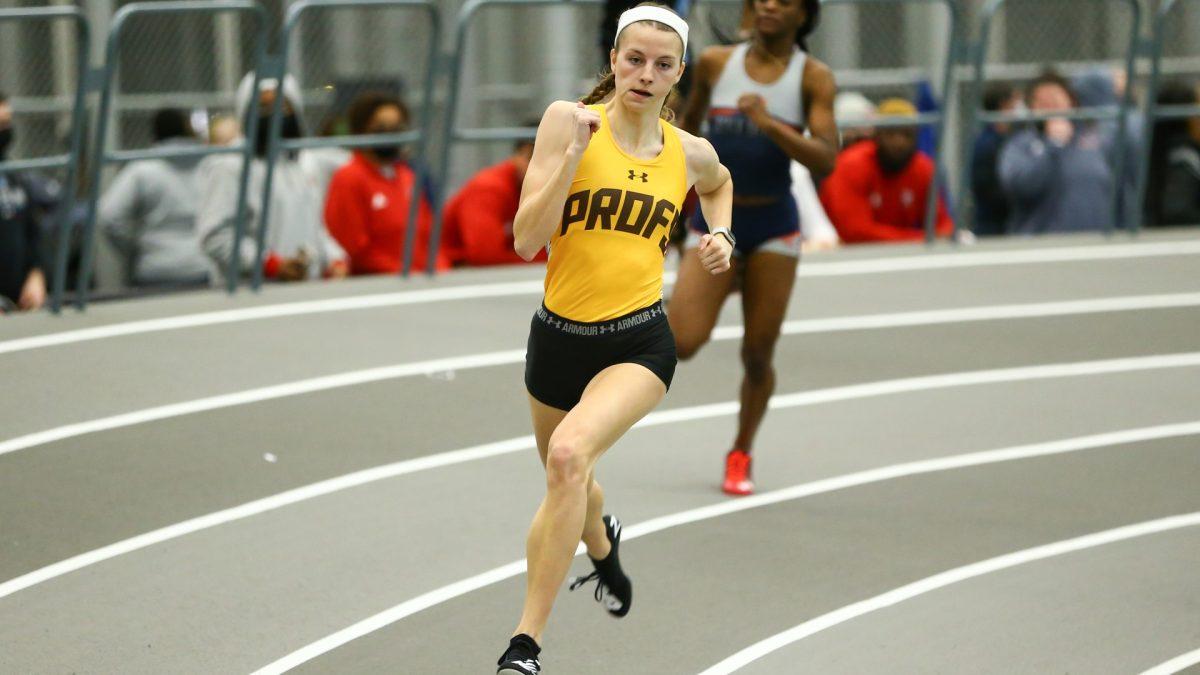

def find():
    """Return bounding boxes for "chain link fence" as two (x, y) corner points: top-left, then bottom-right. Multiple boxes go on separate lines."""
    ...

(438, 0), (606, 195)
(285, 1), (436, 138)
(1146, 0), (1200, 114)
(0, 1), (82, 164)
(107, 0), (267, 151)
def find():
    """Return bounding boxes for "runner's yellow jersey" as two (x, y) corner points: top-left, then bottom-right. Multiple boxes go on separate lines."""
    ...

(543, 104), (689, 322)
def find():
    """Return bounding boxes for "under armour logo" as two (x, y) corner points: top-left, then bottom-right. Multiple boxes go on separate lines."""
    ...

(628, 169), (648, 182)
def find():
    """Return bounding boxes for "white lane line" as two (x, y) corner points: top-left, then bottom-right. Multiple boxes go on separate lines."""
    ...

(3, 239), (1199, 356)
(6, 292), (1200, 459)
(800, 239), (1200, 276)
(0, 280), (544, 356)
(709, 291), (1200, 340)
(0, 350), (527, 459)
(2, 355), (1199, 605)
(700, 514), (1200, 674)
(249, 423), (1200, 675)
(1139, 648), (1200, 675)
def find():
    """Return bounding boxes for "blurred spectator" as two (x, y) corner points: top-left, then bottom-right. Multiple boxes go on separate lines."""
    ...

(324, 91), (447, 275)
(198, 73), (347, 284)
(0, 92), (47, 313)
(970, 82), (1022, 236)
(208, 114), (239, 147)
(1145, 80), (1200, 226)
(99, 108), (210, 287)
(441, 134), (544, 267)
(999, 69), (1113, 234)
(818, 98), (953, 243)
(1073, 67), (1142, 227)
(834, 91), (875, 149)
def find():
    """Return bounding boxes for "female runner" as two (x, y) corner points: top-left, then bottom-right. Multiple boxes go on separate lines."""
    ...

(669, 0), (837, 496)
(496, 5), (734, 673)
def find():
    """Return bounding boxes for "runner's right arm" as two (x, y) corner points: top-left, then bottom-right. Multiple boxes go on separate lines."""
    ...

(513, 101), (600, 260)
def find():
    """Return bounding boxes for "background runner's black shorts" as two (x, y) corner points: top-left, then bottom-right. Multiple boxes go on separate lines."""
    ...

(525, 301), (677, 411)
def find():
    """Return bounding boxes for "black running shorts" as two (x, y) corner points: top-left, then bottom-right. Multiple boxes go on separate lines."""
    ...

(524, 301), (677, 411)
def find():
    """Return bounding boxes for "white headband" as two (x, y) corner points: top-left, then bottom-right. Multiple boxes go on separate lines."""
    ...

(614, 6), (689, 54)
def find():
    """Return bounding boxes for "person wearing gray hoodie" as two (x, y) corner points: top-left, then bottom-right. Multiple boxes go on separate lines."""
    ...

(99, 109), (210, 287)
(999, 70), (1114, 234)
(196, 73), (347, 284)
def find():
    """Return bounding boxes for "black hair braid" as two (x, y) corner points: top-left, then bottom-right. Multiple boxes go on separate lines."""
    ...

(796, 0), (820, 51)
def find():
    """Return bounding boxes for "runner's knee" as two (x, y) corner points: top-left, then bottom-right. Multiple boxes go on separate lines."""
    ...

(546, 433), (591, 488)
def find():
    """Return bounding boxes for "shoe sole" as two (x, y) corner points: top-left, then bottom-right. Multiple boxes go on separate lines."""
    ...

(498, 669), (531, 675)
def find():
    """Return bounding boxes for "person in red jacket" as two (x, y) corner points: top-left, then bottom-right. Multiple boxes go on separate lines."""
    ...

(325, 91), (449, 274)
(819, 98), (954, 243)
(441, 135), (546, 266)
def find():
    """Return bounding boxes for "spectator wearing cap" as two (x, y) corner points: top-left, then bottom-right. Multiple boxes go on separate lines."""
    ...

(834, 91), (876, 149)
(324, 90), (447, 275)
(99, 108), (210, 287)
(818, 98), (954, 243)
(441, 134), (544, 267)
(197, 73), (348, 283)
(999, 69), (1114, 234)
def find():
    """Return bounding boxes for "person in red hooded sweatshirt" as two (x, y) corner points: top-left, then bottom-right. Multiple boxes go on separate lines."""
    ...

(819, 98), (954, 243)
(441, 133), (547, 266)
(325, 91), (449, 274)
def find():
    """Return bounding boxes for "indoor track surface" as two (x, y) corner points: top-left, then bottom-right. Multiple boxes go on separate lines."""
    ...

(2, 230), (1199, 674)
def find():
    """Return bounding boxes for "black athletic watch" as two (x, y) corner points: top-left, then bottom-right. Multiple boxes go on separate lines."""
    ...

(711, 227), (736, 247)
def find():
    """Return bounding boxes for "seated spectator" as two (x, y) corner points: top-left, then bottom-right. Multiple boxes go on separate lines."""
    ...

(0, 91), (46, 312)
(208, 114), (239, 147)
(324, 91), (447, 274)
(834, 91), (876, 149)
(999, 69), (1114, 234)
(818, 98), (954, 243)
(1145, 80), (1200, 226)
(99, 108), (210, 287)
(971, 82), (1021, 236)
(441, 135), (545, 266)
(198, 73), (348, 283)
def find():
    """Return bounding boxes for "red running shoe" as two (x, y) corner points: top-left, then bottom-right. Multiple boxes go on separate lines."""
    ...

(723, 449), (754, 496)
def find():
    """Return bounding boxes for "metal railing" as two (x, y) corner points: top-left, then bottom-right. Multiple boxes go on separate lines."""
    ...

(78, 0), (270, 306)
(9, 0), (1193, 313)
(256, 0), (441, 287)
(958, 0), (1141, 237)
(0, 6), (91, 314)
